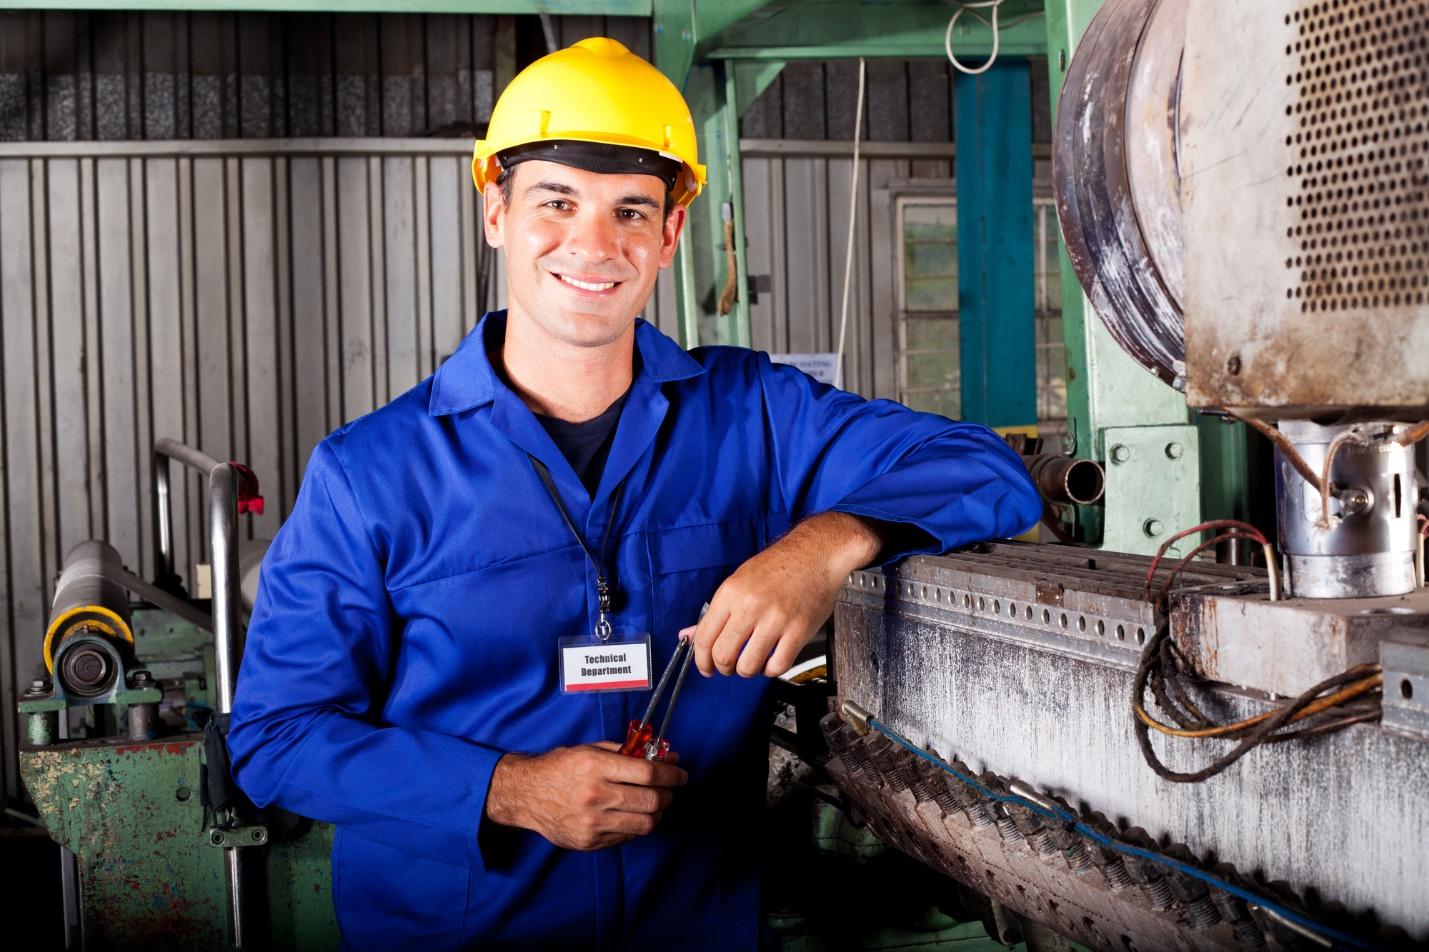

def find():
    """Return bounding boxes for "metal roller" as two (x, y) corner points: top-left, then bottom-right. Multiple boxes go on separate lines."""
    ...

(1053, 0), (1187, 388)
(44, 541), (136, 698)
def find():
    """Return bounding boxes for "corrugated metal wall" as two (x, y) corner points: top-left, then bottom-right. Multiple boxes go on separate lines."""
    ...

(0, 9), (1058, 803)
(0, 135), (679, 798)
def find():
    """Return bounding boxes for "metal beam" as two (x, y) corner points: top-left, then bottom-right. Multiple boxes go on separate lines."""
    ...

(705, 0), (1047, 60)
(955, 60), (1037, 429)
(0, 0), (649, 10)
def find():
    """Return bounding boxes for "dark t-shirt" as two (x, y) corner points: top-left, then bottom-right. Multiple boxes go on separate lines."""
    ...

(534, 392), (628, 494)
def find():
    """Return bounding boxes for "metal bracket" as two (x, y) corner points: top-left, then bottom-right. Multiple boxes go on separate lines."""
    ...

(1382, 630), (1429, 741)
(206, 826), (269, 849)
(1101, 423), (1201, 556)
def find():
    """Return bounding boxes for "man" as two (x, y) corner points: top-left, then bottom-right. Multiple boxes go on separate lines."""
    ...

(229, 36), (1039, 951)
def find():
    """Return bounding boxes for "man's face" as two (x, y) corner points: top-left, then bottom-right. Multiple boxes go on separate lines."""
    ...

(483, 159), (686, 350)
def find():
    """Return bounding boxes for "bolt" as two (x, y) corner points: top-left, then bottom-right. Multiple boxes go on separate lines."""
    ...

(1164, 442), (1184, 459)
(1227, 355), (1242, 375)
(1110, 443), (1130, 464)
(1143, 519), (1164, 538)
(1064, 840), (1094, 873)
(24, 678), (51, 698)
(131, 669), (153, 685)
(1060, 432), (1076, 453)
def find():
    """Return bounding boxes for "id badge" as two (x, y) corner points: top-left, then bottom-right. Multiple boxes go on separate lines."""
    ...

(559, 632), (653, 693)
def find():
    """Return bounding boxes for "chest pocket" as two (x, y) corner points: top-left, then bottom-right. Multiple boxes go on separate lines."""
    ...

(647, 517), (766, 631)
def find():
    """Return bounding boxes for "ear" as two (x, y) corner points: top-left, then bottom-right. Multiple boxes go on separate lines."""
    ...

(657, 205), (688, 270)
(482, 181), (506, 249)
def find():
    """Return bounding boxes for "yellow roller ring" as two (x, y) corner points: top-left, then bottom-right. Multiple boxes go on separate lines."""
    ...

(43, 604), (134, 674)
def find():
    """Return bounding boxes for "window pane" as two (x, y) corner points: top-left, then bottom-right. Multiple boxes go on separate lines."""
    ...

(906, 350), (960, 398)
(905, 276), (958, 313)
(904, 313), (958, 353)
(902, 203), (956, 312)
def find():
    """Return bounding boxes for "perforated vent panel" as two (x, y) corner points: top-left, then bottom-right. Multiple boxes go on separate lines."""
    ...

(1286, 0), (1429, 314)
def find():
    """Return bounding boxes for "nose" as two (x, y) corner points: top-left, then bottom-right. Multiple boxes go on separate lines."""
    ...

(562, 204), (619, 265)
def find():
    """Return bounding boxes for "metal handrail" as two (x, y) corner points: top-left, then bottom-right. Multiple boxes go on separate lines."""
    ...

(150, 437), (247, 947)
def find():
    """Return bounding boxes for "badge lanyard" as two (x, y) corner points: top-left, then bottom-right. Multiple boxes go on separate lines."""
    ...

(530, 456), (653, 695)
(528, 455), (627, 642)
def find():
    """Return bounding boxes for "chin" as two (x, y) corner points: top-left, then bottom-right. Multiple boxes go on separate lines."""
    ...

(546, 307), (635, 349)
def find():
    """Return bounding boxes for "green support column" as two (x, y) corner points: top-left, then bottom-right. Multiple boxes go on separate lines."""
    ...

(1043, 0), (1201, 555)
(954, 60), (1037, 430)
(671, 60), (751, 348)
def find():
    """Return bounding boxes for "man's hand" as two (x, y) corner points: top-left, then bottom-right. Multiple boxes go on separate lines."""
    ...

(692, 512), (884, 678)
(485, 742), (687, 851)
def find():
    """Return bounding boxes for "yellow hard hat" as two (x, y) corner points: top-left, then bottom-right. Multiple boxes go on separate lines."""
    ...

(472, 37), (706, 207)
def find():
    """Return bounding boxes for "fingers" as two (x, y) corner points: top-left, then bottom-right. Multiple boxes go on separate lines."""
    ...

(594, 746), (689, 788)
(763, 635), (803, 679)
(692, 599), (730, 676)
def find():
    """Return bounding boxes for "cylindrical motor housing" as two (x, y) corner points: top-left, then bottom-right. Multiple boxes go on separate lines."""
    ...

(1275, 421), (1421, 598)
(45, 540), (136, 697)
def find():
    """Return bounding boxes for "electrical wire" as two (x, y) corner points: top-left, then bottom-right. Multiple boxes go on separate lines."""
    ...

(942, 1), (1046, 76)
(1234, 413), (1324, 491)
(1133, 613), (1383, 782)
(1142, 519), (1274, 607)
(858, 713), (1377, 951)
(1134, 668), (1382, 739)
(1391, 420), (1429, 446)
(832, 58), (865, 391)
(1316, 425), (1371, 528)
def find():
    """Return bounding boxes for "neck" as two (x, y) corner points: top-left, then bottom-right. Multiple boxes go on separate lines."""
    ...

(498, 312), (635, 423)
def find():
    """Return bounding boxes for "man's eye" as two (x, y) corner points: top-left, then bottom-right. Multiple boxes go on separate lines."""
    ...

(619, 208), (647, 221)
(544, 199), (570, 210)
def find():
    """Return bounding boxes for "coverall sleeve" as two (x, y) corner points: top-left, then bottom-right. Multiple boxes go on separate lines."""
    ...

(755, 353), (1041, 557)
(228, 440), (504, 869)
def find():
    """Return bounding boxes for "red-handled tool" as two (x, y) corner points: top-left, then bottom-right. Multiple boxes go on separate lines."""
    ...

(621, 605), (705, 761)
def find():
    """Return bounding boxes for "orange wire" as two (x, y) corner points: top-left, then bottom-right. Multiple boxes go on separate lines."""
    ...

(1135, 672), (1382, 738)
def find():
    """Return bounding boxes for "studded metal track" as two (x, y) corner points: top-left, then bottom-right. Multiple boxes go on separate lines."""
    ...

(821, 712), (1406, 951)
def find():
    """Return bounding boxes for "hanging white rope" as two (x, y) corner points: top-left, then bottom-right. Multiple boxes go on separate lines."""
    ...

(945, 0), (1006, 76)
(832, 57), (866, 391)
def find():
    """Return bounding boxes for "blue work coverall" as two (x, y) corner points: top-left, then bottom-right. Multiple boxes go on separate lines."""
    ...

(228, 311), (1040, 951)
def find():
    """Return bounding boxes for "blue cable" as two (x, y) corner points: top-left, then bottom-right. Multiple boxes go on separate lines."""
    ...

(865, 716), (1380, 952)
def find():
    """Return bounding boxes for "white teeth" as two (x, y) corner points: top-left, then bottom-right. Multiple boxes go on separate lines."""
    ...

(557, 274), (616, 292)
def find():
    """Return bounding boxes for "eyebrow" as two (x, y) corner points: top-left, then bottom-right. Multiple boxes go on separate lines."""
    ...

(526, 180), (661, 209)
(527, 181), (577, 197)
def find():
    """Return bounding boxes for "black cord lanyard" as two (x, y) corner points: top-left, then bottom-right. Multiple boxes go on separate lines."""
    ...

(528, 455), (627, 641)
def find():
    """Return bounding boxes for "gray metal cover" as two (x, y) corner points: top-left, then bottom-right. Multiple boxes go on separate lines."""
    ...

(834, 549), (1429, 939)
(1181, 0), (1429, 416)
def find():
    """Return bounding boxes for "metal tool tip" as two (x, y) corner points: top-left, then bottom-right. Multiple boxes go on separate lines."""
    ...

(1007, 780), (1059, 813)
(839, 699), (872, 735)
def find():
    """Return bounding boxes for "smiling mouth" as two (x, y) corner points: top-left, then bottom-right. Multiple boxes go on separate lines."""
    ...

(555, 273), (620, 292)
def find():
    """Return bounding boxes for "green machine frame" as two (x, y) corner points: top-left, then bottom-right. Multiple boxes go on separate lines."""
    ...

(651, 0), (1247, 554)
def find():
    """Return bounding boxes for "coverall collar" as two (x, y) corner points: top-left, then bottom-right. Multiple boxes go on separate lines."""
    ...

(427, 310), (704, 417)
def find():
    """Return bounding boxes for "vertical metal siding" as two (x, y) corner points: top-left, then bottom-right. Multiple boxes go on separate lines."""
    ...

(0, 10), (507, 141)
(741, 142), (951, 401)
(0, 138), (715, 801)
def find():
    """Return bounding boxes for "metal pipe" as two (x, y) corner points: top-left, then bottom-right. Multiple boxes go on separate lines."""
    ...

(153, 438), (223, 587)
(207, 460), (247, 948)
(1023, 453), (1107, 506)
(209, 463), (241, 713)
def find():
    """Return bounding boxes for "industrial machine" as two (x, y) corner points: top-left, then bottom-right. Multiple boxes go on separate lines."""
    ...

(11, 0), (1428, 949)
(16, 440), (336, 951)
(822, 0), (1429, 949)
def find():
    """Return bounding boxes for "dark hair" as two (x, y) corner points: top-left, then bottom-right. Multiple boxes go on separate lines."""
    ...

(495, 163), (676, 223)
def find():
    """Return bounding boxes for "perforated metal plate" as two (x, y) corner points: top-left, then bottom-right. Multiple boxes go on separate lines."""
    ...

(1182, 0), (1429, 418)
